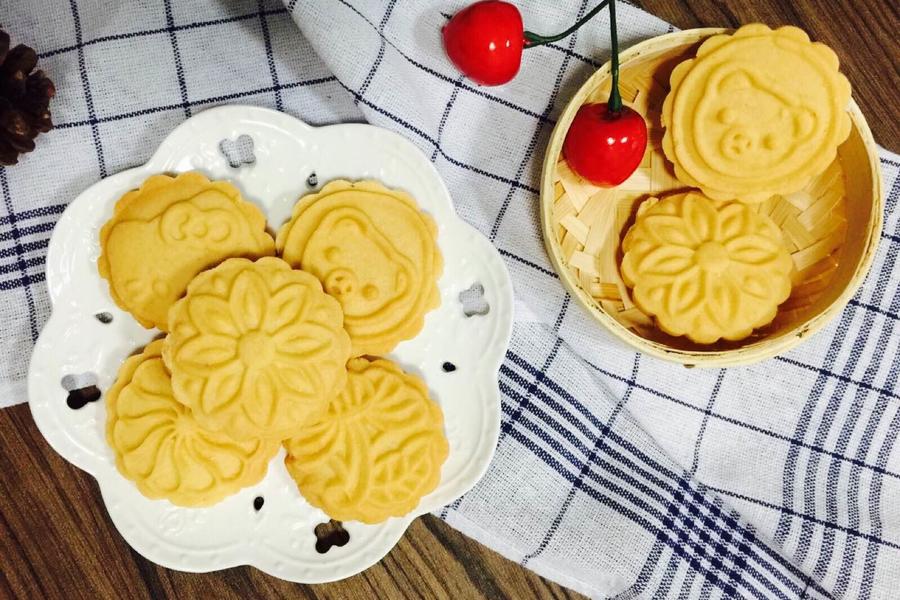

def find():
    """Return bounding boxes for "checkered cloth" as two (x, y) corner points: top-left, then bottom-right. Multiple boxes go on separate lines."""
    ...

(3, 1), (899, 598)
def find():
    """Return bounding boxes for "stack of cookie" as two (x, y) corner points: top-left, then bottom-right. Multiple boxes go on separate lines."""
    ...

(101, 172), (448, 523)
(619, 24), (852, 344)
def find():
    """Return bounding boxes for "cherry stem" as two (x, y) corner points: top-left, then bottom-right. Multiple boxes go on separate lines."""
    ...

(523, 1), (609, 48)
(608, 0), (622, 113)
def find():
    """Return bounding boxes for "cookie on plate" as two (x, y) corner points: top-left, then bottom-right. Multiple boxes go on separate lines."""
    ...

(106, 340), (279, 507)
(621, 191), (793, 343)
(276, 180), (442, 356)
(99, 172), (275, 330)
(284, 357), (449, 524)
(661, 24), (852, 203)
(164, 257), (351, 440)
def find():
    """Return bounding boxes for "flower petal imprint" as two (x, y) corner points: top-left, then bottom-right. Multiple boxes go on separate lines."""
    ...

(621, 192), (793, 343)
(163, 257), (351, 440)
(106, 340), (280, 506)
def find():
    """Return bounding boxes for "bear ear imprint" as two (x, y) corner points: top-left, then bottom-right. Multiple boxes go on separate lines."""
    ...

(793, 108), (817, 139)
(333, 216), (366, 235)
(718, 70), (754, 92)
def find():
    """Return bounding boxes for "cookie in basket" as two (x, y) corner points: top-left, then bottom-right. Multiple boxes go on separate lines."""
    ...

(106, 340), (279, 507)
(276, 180), (442, 356)
(621, 191), (793, 344)
(283, 357), (449, 524)
(661, 24), (852, 203)
(99, 172), (275, 330)
(163, 257), (351, 440)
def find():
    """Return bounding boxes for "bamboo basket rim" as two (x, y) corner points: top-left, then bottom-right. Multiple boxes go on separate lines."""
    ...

(540, 28), (884, 367)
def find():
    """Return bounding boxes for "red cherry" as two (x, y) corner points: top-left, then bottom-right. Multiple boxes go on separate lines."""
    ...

(562, 103), (648, 187)
(442, 1), (524, 86)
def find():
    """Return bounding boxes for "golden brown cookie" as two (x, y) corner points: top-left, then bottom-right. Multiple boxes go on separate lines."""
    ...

(283, 357), (449, 524)
(276, 180), (442, 356)
(163, 257), (352, 440)
(661, 24), (852, 203)
(99, 172), (275, 330)
(106, 340), (279, 507)
(621, 191), (793, 343)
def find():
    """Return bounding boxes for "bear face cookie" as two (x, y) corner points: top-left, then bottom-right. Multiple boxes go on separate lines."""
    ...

(661, 24), (852, 203)
(276, 180), (442, 356)
(163, 257), (352, 440)
(99, 172), (275, 330)
(621, 191), (793, 343)
(106, 340), (279, 506)
(283, 357), (449, 524)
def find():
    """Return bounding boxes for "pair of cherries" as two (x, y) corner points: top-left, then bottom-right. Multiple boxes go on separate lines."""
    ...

(442, 0), (646, 187)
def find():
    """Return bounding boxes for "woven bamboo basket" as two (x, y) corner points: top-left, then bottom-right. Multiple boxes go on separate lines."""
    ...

(540, 28), (884, 367)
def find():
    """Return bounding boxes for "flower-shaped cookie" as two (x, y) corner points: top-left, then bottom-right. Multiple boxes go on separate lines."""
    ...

(99, 172), (275, 330)
(621, 192), (793, 343)
(661, 24), (852, 203)
(106, 340), (279, 506)
(284, 357), (449, 524)
(276, 180), (442, 356)
(164, 257), (352, 440)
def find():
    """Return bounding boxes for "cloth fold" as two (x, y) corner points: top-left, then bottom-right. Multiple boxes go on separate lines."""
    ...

(2, 0), (898, 597)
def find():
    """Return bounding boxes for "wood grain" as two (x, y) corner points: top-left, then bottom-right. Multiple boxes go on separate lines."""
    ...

(2, 3), (897, 599)
(0, 403), (581, 600)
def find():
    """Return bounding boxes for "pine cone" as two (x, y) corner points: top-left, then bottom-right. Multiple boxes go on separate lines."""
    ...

(0, 30), (55, 166)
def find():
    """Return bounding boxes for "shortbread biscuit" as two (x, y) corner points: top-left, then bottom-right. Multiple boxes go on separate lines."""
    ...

(621, 191), (793, 343)
(284, 357), (449, 524)
(276, 180), (442, 356)
(106, 340), (279, 506)
(99, 172), (275, 330)
(164, 257), (351, 440)
(661, 24), (852, 203)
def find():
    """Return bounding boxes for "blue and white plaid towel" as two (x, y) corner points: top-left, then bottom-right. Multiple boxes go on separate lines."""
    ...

(3, 1), (899, 597)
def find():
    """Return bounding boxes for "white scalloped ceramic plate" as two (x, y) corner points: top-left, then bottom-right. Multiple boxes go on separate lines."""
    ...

(27, 105), (513, 583)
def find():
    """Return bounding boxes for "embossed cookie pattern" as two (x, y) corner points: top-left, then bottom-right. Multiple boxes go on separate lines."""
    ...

(276, 180), (442, 356)
(621, 191), (793, 343)
(662, 24), (852, 203)
(106, 340), (279, 507)
(163, 257), (351, 440)
(283, 357), (449, 524)
(99, 172), (275, 330)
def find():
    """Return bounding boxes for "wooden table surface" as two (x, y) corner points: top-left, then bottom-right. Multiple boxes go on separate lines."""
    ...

(3, 2), (897, 599)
